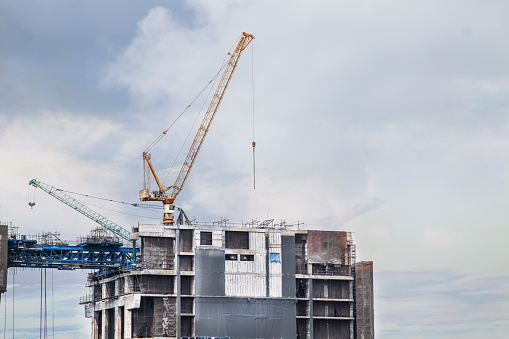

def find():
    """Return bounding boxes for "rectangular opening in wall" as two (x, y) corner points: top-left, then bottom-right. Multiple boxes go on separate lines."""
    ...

(240, 254), (254, 261)
(313, 279), (351, 299)
(200, 231), (212, 245)
(295, 233), (307, 275)
(94, 311), (102, 338)
(181, 297), (193, 314)
(313, 319), (350, 338)
(181, 316), (193, 338)
(106, 308), (115, 339)
(142, 236), (174, 270)
(134, 275), (173, 294)
(93, 285), (101, 301)
(132, 297), (155, 338)
(225, 231), (249, 249)
(313, 300), (350, 317)
(120, 306), (124, 339)
(118, 277), (125, 296)
(296, 279), (308, 298)
(181, 276), (193, 295)
(296, 318), (307, 339)
(225, 254), (238, 260)
(180, 229), (193, 252)
(180, 255), (194, 271)
(296, 300), (308, 316)
(105, 281), (115, 299)
(312, 263), (348, 276)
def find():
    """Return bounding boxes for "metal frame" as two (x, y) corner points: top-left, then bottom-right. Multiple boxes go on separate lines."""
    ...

(8, 238), (138, 269)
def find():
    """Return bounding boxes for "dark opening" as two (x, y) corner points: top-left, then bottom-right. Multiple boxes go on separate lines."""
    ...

(181, 276), (193, 295)
(95, 311), (102, 339)
(180, 255), (194, 271)
(225, 231), (249, 249)
(179, 229), (194, 252)
(225, 254), (238, 260)
(240, 254), (254, 261)
(106, 308), (115, 339)
(200, 231), (212, 245)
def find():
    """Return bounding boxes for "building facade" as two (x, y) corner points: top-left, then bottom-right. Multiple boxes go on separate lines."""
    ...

(84, 223), (374, 339)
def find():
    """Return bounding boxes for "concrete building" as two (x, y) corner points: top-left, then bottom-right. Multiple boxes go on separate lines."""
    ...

(83, 222), (374, 339)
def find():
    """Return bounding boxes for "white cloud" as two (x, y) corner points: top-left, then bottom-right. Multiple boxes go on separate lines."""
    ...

(2, 0), (509, 337)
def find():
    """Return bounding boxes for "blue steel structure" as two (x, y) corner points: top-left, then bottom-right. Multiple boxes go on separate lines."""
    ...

(8, 237), (138, 270)
(28, 178), (138, 267)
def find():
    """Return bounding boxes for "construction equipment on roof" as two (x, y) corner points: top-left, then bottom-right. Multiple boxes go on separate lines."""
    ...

(28, 178), (138, 266)
(139, 32), (255, 225)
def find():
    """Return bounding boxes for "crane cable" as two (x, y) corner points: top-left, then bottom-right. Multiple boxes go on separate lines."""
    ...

(144, 48), (234, 154)
(251, 40), (256, 190)
(53, 188), (158, 209)
(161, 63), (221, 187)
(145, 33), (245, 188)
(28, 185), (35, 209)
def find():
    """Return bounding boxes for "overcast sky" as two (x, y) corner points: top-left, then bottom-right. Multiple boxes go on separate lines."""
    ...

(1, 1), (509, 338)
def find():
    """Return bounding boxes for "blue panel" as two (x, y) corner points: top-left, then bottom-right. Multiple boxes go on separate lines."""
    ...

(269, 252), (281, 263)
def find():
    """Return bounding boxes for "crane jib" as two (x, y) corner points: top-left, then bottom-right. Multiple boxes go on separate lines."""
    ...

(140, 33), (255, 225)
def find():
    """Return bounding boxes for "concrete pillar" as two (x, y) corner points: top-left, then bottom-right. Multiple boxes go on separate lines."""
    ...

(0, 225), (8, 294)
(93, 311), (101, 339)
(124, 309), (132, 338)
(309, 278), (313, 339)
(114, 307), (121, 339)
(101, 310), (107, 339)
(355, 261), (374, 339)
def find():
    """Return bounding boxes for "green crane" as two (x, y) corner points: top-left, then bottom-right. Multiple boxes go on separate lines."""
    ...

(29, 178), (137, 266)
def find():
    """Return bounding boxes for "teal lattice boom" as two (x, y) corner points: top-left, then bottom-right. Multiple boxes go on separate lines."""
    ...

(29, 179), (132, 242)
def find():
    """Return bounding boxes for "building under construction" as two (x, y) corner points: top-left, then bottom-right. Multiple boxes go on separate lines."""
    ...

(2, 33), (375, 339)
(83, 221), (374, 339)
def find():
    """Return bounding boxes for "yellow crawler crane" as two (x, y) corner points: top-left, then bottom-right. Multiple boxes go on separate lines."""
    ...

(140, 32), (254, 224)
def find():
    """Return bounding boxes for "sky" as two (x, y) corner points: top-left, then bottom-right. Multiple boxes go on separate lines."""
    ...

(1, 0), (509, 337)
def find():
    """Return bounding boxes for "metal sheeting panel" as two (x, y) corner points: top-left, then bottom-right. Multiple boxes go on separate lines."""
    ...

(269, 276), (282, 297)
(195, 249), (225, 296)
(281, 236), (296, 298)
(225, 274), (265, 297)
(249, 231), (265, 250)
(268, 231), (281, 246)
(225, 260), (254, 273)
(195, 297), (296, 339)
(212, 231), (223, 248)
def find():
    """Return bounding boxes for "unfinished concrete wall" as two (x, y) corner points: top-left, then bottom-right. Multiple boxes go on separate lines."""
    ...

(308, 231), (349, 265)
(0, 225), (7, 293)
(141, 237), (174, 270)
(355, 261), (374, 339)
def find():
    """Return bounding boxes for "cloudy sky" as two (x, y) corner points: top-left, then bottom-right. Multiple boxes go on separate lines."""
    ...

(1, 0), (509, 337)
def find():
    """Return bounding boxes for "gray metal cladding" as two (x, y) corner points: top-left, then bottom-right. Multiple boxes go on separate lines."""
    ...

(195, 248), (225, 296)
(281, 236), (296, 298)
(194, 297), (296, 339)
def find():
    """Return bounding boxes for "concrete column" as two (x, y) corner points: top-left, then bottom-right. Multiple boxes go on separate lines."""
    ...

(101, 310), (107, 339)
(309, 278), (313, 339)
(124, 309), (132, 338)
(114, 307), (121, 339)
(93, 311), (101, 339)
